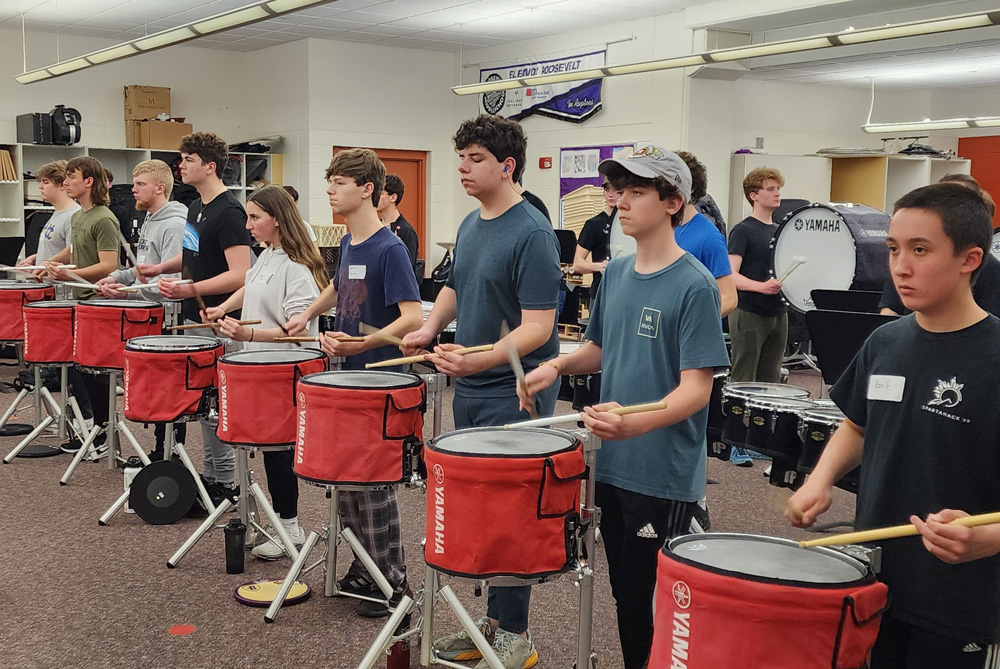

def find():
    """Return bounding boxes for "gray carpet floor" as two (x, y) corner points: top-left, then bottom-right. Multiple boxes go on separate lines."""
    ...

(0, 361), (856, 669)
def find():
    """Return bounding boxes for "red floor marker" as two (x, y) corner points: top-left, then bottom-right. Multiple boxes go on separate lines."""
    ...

(169, 624), (197, 636)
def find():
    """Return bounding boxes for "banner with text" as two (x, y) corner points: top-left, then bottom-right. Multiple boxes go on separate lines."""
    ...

(478, 48), (605, 124)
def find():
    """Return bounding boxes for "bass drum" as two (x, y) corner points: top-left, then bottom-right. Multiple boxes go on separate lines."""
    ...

(770, 203), (890, 313)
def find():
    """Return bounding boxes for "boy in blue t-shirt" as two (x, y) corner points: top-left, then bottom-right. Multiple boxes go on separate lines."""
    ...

(521, 146), (730, 669)
(284, 149), (422, 618)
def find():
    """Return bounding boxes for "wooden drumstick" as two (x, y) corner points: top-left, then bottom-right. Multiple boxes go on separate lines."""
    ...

(778, 257), (807, 283)
(359, 322), (405, 346)
(503, 401), (667, 429)
(0, 263), (76, 272)
(165, 320), (262, 331)
(118, 279), (192, 293)
(797, 511), (1000, 548)
(275, 335), (365, 343)
(365, 344), (494, 369)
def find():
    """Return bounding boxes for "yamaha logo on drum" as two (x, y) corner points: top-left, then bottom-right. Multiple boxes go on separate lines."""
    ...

(433, 463), (445, 485)
(671, 581), (693, 668)
(433, 479), (445, 554)
(123, 361), (130, 412)
(219, 370), (228, 433)
(673, 580), (691, 609)
(798, 217), (841, 233)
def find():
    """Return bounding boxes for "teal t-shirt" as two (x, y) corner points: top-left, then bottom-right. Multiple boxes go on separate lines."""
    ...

(447, 200), (561, 397)
(585, 253), (730, 501)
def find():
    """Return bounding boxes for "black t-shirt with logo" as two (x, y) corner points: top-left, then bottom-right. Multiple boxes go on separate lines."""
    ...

(879, 253), (1000, 317)
(181, 190), (250, 322)
(728, 216), (784, 316)
(831, 314), (1000, 643)
(578, 209), (614, 296)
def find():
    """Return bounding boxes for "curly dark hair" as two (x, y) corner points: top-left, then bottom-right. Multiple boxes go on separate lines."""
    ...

(453, 114), (527, 183)
(384, 174), (404, 206)
(178, 132), (228, 179)
(676, 151), (708, 202)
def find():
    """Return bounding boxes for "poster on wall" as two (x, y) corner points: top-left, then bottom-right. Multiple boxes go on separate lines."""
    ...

(478, 48), (606, 124)
(560, 145), (635, 197)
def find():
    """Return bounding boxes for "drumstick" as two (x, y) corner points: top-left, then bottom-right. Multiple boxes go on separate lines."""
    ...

(116, 229), (139, 267)
(58, 281), (99, 290)
(118, 279), (192, 293)
(500, 319), (537, 419)
(503, 401), (667, 429)
(358, 322), (405, 346)
(274, 335), (365, 343)
(364, 344), (495, 369)
(182, 267), (208, 315)
(165, 320), (262, 331)
(63, 269), (96, 287)
(797, 511), (1000, 548)
(778, 257), (807, 283)
(0, 264), (76, 272)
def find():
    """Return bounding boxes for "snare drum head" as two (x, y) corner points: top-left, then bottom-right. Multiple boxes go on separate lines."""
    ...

(431, 427), (578, 456)
(669, 533), (867, 584)
(79, 299), (159, 309)
(772, 204), (857, 312)
(126, 335), (221, 351)
(800, 407), (845, 425)
(221, 348), (326, 365)
(302, 370), (420, 389)
(24, 300), (76, 309)
(723, 382), (810, 400)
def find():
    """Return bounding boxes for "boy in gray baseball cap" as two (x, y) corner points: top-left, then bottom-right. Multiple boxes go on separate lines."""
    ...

(519, 143), (729, 668)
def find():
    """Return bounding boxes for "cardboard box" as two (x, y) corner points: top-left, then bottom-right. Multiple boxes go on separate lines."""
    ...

(126, 120), (192, 150)
(124, 85), (170, 121)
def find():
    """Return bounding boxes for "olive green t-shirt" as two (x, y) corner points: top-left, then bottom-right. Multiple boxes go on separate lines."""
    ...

(70, 205), (120, 299)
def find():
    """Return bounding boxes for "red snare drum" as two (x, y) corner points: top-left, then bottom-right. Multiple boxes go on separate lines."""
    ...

(651, 534), (887, 669)
(217, 349), (328, 447)
(294, 370), (425, 485)
(74, 299), (163, 370)
(124, 335), (225, 423)
(0, 281), (54, 341)
(424, 427), (586, 579)
(23, 300), (76, 364)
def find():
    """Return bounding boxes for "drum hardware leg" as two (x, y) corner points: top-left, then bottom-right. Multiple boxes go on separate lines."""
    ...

(171, 441), (216, 515)
(340, 524), (394, 599)
(59, 424), (104, 485)
(356, 594), (415, 669)
(248, 480), (300, 561)
(117, 422), (151, 466)
(264, 530), (322, 623)
(435, 584), (505, 669)
(422, 373), (446, 439)
(96, 423), (155, 525)
(99, 489), (131, 526)
(325, 487), (337, 597)
(0, 388), (30, 431)
(166, 497), (234, 568)
(2, 415), (55, 463)
(32, 367), (42, 426)
(420, 565), (436, 667)
(57, 366), (69, 440)
(577, 430), (601, 669)
(106, 371), (121, 472)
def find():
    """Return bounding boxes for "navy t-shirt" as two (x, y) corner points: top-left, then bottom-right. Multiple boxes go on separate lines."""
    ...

(446, 200), (561, 396)
(334, 226), (420, 370)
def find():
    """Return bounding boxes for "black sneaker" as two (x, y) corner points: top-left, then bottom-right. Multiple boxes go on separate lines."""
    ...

(337, 571), (377, 597)
(691, 502), (711, 533)
(148, 447), (164, 462)
(60, 437), (83, 454)
(210, 482), (240, 507)
(357, 580), (410, 619)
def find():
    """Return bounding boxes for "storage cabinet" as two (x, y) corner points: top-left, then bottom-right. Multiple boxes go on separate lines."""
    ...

(829, 155), (971, 212)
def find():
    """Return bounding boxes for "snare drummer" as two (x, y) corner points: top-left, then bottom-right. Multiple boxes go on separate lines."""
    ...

(94, 160), (186, 461)
(284, 150), (422, 618)
(520, 146), (729, 669)
(18, 161), (79, 279)
(787, 183), (1000, 669)
(202, 185), (328, 559)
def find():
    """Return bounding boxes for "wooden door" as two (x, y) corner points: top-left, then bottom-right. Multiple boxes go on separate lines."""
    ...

(331, 147), (427, 274)
(958, 136), (1000, 228)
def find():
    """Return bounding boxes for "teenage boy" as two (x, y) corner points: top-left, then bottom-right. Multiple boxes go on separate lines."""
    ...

(377, 173), (419, 279)
(139, 132), (252, 507)
(519, 146), (729, 669)
(96, 159), (187, 461)
(787, 182), (1000, 669)
(727, 167), (786, 466)
(283, 149), (421, 618)
(20, 161), (80, 271)
(573, 180), (620, 299)
(43, 157), (121, 456)
(401, 114), (562, 669)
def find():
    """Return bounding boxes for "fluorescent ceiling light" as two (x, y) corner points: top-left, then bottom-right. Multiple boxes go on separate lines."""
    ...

(453, 7), (1000, 96)
(15, 0), (339, 84)
(861, 117), (1000, 133)
(523, 68), (607, 86)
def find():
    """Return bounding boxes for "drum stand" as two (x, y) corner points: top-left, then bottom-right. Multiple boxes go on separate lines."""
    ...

(263, 373), (447, 625)
(98, 416), (216, 525)
(3, 363), (85, 461)
(356, 429), (602, 669)
(167, 445), (301, 569)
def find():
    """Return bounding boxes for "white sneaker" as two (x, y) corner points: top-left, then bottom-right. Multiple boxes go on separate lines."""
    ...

(251, 526), (306, 560)
(473, 629), (538, 669)
(82, 441), (109, 461)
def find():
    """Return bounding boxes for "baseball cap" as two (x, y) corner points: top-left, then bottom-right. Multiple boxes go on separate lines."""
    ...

(598, 145), (692, 203)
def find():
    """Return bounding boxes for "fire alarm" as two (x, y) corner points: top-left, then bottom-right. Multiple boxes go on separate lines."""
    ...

(539, 157), (553, 169)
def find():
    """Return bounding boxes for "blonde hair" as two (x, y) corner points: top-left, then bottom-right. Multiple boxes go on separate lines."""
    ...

(132, 159), (174, 199)
(36, 160), (68, 185)
(743, 167), (785, 205)
(247, 185), (330, 290)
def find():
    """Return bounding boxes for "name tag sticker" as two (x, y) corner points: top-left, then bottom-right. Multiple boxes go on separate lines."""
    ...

(349, 264), (366, 280)
(868, 375), (905, 402)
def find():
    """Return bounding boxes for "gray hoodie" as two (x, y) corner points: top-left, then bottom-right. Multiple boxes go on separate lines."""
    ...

(110, 200), (186, 302)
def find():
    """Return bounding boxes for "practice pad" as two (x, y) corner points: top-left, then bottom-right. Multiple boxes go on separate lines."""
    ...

(0, 423), (34, 437)
(234, 579), (311, 607)
(14, 443), (63, 458)
(129, 460), (197, 525)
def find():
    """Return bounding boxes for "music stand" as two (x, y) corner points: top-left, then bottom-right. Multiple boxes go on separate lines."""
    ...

(0, 237), (24, 267)
(810, 290), (883, 314)
(804, 309), (897, 386)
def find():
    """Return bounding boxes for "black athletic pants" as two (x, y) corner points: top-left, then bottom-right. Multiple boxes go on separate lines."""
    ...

(595, 482), (696, 669)
(67, 367), (110, 427)
(263, 449), (298, 519)
(152, 422), (187, 449)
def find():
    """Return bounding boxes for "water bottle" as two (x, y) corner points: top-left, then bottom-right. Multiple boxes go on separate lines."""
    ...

(224, 518), (246, 574)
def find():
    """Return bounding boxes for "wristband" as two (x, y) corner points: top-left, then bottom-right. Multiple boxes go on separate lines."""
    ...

(249, 328), (255, 342)
(539, 358), (561, 374)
